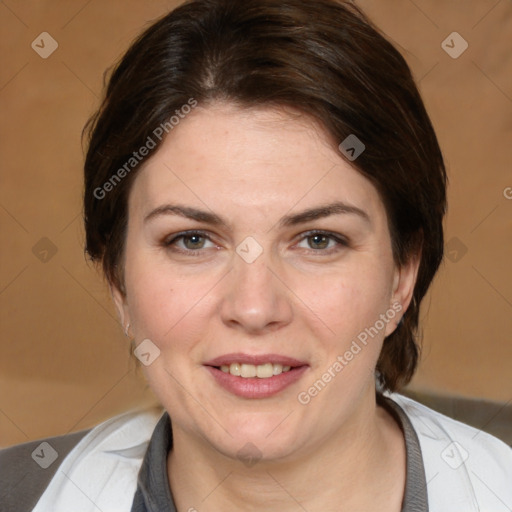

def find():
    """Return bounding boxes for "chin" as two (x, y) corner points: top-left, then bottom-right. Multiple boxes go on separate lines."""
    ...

(209, 416), (303, 462)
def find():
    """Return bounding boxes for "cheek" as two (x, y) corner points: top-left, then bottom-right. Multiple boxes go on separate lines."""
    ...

(292, 259), (394, 342)
(124, 250), (215, 346)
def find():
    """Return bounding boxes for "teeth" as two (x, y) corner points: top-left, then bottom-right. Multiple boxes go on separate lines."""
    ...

(241, 363), (256, 378)
(273, 364), (283, 375)
(256, 363), (273, 378)
(219, 363), (294, 378)
(230, 363), (241, 376)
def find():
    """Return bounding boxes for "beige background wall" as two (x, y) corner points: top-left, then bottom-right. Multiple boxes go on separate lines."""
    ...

(1, 0), (511, 447)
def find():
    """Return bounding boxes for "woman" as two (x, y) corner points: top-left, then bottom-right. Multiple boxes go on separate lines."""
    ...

(1, 0), (510, 510)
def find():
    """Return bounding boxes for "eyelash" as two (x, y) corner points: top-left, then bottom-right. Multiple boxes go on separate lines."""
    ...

(163, 230), (349, 256)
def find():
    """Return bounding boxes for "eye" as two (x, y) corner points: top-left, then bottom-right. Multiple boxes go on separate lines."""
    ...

(296, 231), (348, 253)
(164, 231), (217, 253)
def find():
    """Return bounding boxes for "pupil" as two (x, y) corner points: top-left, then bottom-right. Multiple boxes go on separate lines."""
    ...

(185, 235), (203, 249)
(310, 235), (328, 249)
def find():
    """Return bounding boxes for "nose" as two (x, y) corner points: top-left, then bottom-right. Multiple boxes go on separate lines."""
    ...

(219, 249), (293, 334)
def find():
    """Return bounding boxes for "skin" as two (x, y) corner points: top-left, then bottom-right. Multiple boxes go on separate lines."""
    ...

(112, 102), (420, 511)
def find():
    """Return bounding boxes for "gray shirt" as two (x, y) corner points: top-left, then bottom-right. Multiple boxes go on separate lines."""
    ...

(0, 393), (428, 511)
(130, 393), (428, 511)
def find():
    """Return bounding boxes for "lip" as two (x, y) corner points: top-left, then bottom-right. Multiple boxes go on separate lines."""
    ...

(205, 365), (309, 399)
(203, 353), (308, 367)
(203, 353), (309, 399)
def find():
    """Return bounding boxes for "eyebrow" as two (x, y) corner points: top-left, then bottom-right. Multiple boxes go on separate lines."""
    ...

(278, 201), (370, 227)
(143, 201), (370, 228)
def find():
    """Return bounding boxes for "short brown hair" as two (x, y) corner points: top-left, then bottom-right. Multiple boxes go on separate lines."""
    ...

(83, 0), (447, 392)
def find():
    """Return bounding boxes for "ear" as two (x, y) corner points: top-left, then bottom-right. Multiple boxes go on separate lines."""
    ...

(109, 282), (131, 335)
(384, 253), (421, 337)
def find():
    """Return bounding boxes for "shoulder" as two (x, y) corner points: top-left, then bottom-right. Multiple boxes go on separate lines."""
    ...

(0, 406), (164, 512)
(387, 392), (512, 511)
(388, 392), (512, 458)
(0, 428), (91, 511)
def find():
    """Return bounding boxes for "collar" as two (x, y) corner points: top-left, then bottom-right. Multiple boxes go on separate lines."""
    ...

(131, 393), (428, 511)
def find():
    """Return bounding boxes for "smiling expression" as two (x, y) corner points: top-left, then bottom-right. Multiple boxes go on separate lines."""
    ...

(112, 102), (417, 462)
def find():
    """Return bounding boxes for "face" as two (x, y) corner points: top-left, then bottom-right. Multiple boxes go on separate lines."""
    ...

(112, 102), (418, 463)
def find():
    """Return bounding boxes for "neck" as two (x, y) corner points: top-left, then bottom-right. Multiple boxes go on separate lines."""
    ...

(167, 390), (406, 512)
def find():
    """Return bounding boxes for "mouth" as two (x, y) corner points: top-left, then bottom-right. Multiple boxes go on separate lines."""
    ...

(203, 353), (309, 398)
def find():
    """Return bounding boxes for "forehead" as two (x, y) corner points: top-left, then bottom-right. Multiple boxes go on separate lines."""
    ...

(128, 103), (384, 223)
